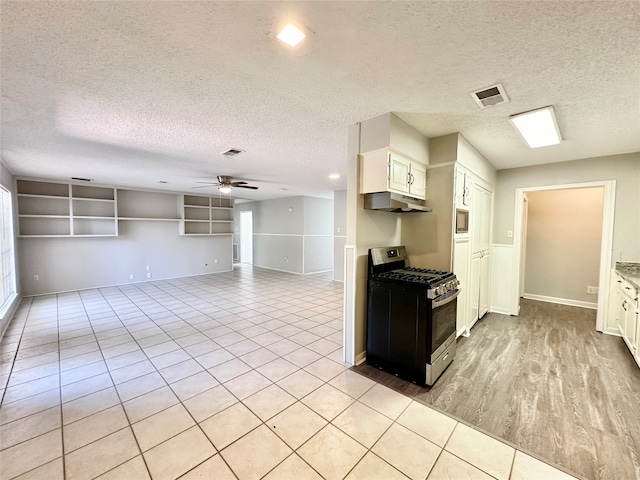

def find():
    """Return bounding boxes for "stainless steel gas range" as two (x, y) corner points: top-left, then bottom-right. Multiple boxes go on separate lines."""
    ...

(366, 246), (459, 386)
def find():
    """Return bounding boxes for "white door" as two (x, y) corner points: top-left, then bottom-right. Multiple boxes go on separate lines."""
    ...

(240, 210), (253, 264)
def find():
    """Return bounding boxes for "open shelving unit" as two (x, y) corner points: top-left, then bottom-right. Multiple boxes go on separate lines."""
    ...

(180, 194), (234, 236)
(17, 180), (117, 237)
(15, 179), (235, 238)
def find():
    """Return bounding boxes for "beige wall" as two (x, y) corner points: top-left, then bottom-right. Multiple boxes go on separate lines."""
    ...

(494, 152), (640, 263)
(233, 196), (334, 275)
(524, 187), (604, 303)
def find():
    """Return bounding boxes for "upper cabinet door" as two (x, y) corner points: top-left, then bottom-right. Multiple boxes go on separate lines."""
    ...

(408, 162), (426, 200)
(388, 153), (411, 194)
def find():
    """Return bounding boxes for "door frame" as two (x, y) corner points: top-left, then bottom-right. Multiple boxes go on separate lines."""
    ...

(239, 210), (253, 264)
(510, 180), (616, 333)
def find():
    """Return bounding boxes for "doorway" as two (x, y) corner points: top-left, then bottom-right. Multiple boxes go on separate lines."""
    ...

(511, 181), (616, 332)
(240, 210), (253, 264)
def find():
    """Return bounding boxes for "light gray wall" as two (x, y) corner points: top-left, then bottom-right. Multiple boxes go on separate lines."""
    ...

(19, 220), (233, 296)
(303, 197), (333, 274)
(524, 187), (604, 303)
(494, 152), (640, 262)
(334, 190), (346, 282)
(234, 196), (334, 275)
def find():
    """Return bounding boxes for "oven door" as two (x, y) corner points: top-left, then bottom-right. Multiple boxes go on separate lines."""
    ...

(430, 289), (459, 362)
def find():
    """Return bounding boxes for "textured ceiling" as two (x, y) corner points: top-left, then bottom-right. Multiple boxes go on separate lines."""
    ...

(1, 1), (639, 200)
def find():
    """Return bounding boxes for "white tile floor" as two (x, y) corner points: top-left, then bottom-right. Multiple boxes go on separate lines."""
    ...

(0, 266), (577, 480)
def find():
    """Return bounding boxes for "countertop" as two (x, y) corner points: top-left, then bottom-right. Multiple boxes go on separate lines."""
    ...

(615, 262), (640, 297)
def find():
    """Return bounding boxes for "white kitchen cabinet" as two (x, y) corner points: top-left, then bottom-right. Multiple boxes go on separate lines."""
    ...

(469, 183), (493, 323)
(612, 272), (640, 366)
(614, 274), (640, 361)
(454, 237), (471, 337)
(360, 148), (427, 200)
(454, 164), (472, 207)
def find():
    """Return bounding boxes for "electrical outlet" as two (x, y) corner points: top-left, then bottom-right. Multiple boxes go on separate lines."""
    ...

(33, 275), (39, 282)
(147, 272), (152, 279)
(146, 265), (150, 271)
(214, 259), (218, 264)
(337, 227), (341, 233)
(587, 286), (599, 294)
(284, 256), (289, 262)
(129, 274), (134, 280)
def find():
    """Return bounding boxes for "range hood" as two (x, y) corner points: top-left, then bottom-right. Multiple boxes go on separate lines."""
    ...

(364, 192), (432, 213)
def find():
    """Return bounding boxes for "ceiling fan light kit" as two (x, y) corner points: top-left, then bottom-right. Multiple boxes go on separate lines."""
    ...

(193, 175), (259, 193)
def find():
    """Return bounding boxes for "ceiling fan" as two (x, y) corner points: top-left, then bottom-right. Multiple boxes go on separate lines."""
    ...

(193, 175), (258, 193)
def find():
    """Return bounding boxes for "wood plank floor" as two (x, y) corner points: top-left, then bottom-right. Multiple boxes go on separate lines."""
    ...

(355, 299), (640, 480)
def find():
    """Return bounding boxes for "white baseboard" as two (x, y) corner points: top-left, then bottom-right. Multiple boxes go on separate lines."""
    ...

(252, 264), (302, 275)
(603, 326), (621, 337)
(355, 351), (366, 366)
(490, 306), (511, 315)
(522, 293), (597, 310)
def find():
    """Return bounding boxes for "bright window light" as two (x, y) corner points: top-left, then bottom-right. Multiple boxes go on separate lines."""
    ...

(510, 106), (562, 148)
(329, 173), (340, 179)
(277, 24), (306, 47)
(218, 185), (232, 194)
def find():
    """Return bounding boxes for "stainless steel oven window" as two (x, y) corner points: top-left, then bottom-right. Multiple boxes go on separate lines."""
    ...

(431, 295), (457, 354)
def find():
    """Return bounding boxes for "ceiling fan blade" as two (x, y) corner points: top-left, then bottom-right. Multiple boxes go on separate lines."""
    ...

(230, 181), (248, 186)
(194, 182), (221, 185)
(191, 185), (217, 189)
(235, 185), (259, 190)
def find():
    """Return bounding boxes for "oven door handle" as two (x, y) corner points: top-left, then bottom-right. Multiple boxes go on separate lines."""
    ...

(432, 289), (460, 308)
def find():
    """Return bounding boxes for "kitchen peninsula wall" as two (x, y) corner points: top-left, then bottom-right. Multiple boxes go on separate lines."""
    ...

(333, 190), (346, 282)
(345, 113), (429, 365)
(233, 196), (333, 275)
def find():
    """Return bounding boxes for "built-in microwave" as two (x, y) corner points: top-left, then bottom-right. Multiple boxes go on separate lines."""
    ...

(455, 208), (469, 234)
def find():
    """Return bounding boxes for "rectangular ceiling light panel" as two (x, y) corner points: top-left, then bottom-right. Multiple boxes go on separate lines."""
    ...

(510, 106), (562, 148)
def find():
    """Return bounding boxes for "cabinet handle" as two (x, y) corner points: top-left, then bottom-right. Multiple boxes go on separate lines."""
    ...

(623, 300), (627, 311)
(617, 280), (623, 283)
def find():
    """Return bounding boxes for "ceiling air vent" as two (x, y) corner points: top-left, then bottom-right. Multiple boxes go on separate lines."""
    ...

(222, 148), (244, 157)
(470, 84), (510, 109)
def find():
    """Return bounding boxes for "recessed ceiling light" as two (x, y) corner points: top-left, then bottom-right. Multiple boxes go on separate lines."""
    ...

(277, 24), (306, 47)
(329, 173), (340, 180)
(510, 106), (562, 148)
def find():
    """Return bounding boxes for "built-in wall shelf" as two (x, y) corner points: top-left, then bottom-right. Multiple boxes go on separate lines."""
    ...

(15, 179), (234, 238)
(180, 194), (233, 236)
(17, 180), (118, 237)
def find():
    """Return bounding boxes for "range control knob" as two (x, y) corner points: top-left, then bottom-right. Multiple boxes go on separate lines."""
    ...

(436, 285), (446, 295)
